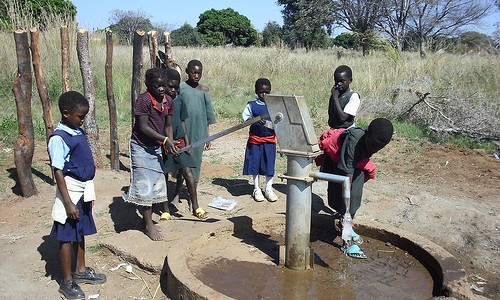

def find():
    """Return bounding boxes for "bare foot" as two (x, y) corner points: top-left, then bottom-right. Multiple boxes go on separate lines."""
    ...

(145, 223), (163, 241)
(136, 221), (162, 232)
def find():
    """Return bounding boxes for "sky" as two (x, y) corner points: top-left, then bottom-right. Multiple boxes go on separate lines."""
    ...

(71, 0), (284, 32)
(71, 0), (498, 36)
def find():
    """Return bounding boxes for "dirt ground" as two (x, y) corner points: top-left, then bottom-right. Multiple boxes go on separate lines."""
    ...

(0, 120), (498, 299)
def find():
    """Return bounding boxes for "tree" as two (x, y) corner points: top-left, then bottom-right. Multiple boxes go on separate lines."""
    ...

(377, 0), (413, 52)
(332, 32), (360, 49)
(0, 0), (76, 31)
(108, 9), (153, 45)
(332, 0), (385, 56)
(151, 21), (175, 45)
(453, 31), (496, 53)
(196, 8), (257, 46)
(278, 0), (335, 50)
(170, 23), (206, 47)
(262, 21), (283, 47)
(407, 0), (494, 58)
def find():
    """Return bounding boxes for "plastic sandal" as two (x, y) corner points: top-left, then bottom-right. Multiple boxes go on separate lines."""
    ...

(160, 212), (172, 221)
(341, 244), (367, 259)
(194, 208), (208, 219)
(352, 229), (364, 245)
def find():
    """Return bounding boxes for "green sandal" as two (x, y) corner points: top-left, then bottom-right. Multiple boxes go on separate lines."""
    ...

(352, 229), (364, 245)
(341, 244), (367, 259)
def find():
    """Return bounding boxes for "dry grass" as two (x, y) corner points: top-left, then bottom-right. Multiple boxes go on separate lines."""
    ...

(0, 26), (499, 145)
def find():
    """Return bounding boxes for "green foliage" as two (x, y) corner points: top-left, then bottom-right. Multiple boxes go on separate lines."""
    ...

(392, 121), (428, 141)
(332, 32), (359, 49)
(278, 0), (335, 50)
(0, 116), (17, 145)
(0, 0), (76, 31)
(262, 21), (283, 47)
(453, 31), (496, 54)
(443, 134), (498, 152)
(170, 23), (206, 47)
(196, 8), (257, 47)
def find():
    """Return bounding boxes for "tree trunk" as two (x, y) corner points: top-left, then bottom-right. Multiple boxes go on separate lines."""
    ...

(419, 32), (427, 59)
(131, 30), (145, 128)
(30, 27), (55, 143)
(76, 28), (103, 168)
(147, 30), (158, 69)
(60, 25), (70, 92)
(395, 36), (403, 52)
(362, 41), (370, 57)
(13, 29), (37, 197)
(105, 29), (120, 171)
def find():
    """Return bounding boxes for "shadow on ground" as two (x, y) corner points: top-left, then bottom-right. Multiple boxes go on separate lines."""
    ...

(228, 216), (281, 265)
(37, 235), (62, 282)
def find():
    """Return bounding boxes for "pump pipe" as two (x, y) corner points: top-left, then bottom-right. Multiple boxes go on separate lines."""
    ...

(309, 171), (352, 244)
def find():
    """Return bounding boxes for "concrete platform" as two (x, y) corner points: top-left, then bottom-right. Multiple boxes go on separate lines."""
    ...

(96, 180), (477, 299)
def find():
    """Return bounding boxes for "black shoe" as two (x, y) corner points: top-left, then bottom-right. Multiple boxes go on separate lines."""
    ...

(58, 280), (85, 300)
(73, 267), (107, 284)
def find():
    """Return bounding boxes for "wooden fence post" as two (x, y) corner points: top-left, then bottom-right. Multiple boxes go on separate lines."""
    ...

(76, 28), (103, 168)
(105, 28), (120, 171)
(60, 25), (70, 93)
(13, 29), (37, 197)
(147, 30), (158, 69)
(131, 30), (145, 127)
(164, 32), (173, 61)
(30, 27), (54, 143)
(163, 32), (182, 75)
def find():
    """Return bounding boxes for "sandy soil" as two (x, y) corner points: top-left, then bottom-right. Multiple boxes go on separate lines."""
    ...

(0, 120), (498, 299)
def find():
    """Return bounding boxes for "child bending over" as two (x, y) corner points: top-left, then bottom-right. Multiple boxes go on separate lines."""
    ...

(318, 118), (393, 259)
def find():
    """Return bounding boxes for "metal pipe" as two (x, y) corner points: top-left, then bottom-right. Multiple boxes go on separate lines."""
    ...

(309, 171), (351, 201)
(284, 155), (314, 270)
(309, 171), (352, 244)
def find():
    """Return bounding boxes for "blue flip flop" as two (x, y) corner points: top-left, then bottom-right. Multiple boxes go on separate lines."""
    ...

(352, 229), (364, 245)
(341, 244), (367, 259)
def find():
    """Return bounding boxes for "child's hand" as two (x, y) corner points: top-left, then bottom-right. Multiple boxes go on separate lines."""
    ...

(165, 139), (179, 156)
(331, 85), (340, 98)
(64, 202), (79, 220)
(204, 141), (211, 150)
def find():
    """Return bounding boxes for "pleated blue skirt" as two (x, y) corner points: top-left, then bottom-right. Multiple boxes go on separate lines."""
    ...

(50, 198), (97, 243)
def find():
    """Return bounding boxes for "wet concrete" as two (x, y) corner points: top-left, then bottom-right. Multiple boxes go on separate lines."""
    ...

(185, 216), (434, 300)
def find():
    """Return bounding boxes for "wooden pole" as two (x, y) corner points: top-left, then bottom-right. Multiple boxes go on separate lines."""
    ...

(164, 32), (173, 61)
(60, 25), (70, 93)
(131, 29), (145, 127)
(105, 28), (120, 171)
(30, 27), (55, 143)
(13, 29), (37, 197)
(163, 32), (181, 75)
(76, 28), (103, 168)
(147, 30), (158, 69)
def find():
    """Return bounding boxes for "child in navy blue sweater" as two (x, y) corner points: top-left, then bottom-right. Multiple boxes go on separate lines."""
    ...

(242, 78), (278, 202)
(48, 91), (106, 300)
